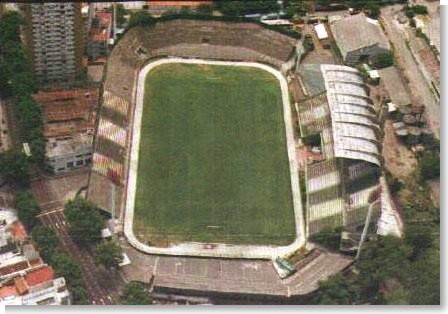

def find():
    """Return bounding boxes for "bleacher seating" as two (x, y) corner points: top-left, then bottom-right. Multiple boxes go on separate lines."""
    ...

(104, 19), (298, 104)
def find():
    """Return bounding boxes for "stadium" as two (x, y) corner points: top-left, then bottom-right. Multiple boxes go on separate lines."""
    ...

(87, 18), (305, 259)
(84, 17), (402, 296)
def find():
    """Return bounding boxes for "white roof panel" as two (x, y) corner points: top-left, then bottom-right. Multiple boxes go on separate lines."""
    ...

(320, 64), (381, 166)
(314, 23), (329, 39)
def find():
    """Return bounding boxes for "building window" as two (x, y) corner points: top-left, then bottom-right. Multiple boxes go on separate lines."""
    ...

(76, 160), (83, 166)
(67, 161), (74, 168)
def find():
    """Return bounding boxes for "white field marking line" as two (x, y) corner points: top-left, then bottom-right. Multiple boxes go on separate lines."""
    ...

(36, 208), (64, 217)
(124, 58), (305, 259)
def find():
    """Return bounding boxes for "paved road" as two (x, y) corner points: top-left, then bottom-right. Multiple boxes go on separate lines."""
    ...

(38, 208), (121, 305)
(31, 171), (124, 305)
(380, 5), (440, 138)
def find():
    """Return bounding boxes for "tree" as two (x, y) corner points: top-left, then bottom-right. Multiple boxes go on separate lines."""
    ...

(0, 149), (30, 186)
(52, 252), (90, 304)
(115, 4), (128, 27)
(93, 241), (123, 269)
(406, 247), (440, 305)
(13, 191), (39, 230)
(120, 282), (152, 305)
(128, 11), (155, 28)
(314, 274), (357, 305)
(417, 151), (439, 181)
(197, 4), (214, 15)
(70, 286), (89, 305)
(52, 253), (84, 287)
(65, 198), (105, 246)
(404, 225), (434, 260)
(365, 3), (381, 19)
(214, 0), (280, 17)
(370, 52), (394, 69)
(31, 226), (59, 262)
(0, 11), (22, 45)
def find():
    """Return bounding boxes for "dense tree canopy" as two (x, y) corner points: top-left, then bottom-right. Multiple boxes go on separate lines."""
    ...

(370, 52), (395, 69)
(120, 282), (153, 305)
(52, 252), (89, 304)
(31, 226), (59, 262)
(115, 3), (128, 27)
(93, 241), (123, 269)
(417, 151), (439, 181)
(214, 0), (280, 17)
(13, 191), (39, 230)
(0, 149), (30, 186)
(65, 198), (105, 246)
(0, 11), (44, 165)
(128, 11), (155, 28)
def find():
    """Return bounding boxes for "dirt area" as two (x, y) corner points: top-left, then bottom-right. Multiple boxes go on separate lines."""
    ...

(382, 120), (418, 180)
(380, 5), (440, 138)
(301, 24), (336, 65)
(427, 178), (440, 207)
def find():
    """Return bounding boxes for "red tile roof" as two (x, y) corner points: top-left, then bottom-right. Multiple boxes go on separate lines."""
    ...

(25, 266), (54, 287)
(9, 221), (27, 241)
(0, 285), (17, 298)
(0, 261), (29, 277)
(14, 276), (28, 295)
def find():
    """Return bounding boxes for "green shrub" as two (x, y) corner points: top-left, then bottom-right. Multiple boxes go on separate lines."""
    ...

(370, 52), (394, 69)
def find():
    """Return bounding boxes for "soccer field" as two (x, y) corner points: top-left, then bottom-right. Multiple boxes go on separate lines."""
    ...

(133, 63), (296, 246)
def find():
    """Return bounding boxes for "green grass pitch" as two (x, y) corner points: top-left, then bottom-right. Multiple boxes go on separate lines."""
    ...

(133, 63), (296, 246)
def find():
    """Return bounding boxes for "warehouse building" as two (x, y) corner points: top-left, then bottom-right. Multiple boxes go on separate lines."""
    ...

(329, 13), (390, 65)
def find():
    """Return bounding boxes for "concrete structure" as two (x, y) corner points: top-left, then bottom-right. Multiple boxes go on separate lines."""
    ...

(45, 133), (93, 174)
(0, 209), (70, 305)
(330, 13), (390, 65)
(21, 3), (84, 84)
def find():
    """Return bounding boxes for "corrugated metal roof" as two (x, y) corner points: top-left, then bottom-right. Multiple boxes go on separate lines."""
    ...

(330, 12), (390, 58)
(321, 64), (381, 166)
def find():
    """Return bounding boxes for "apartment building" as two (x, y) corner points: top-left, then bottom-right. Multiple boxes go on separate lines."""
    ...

(45, 133), (93, 174)
(21, 3), (84, 84)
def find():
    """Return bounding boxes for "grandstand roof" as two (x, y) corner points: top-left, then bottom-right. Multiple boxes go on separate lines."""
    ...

(330, 13), (390, 58)
(321, 64), (381, 166)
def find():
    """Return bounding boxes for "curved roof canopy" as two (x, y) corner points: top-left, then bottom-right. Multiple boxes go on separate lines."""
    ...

(321, 64), (381, 166)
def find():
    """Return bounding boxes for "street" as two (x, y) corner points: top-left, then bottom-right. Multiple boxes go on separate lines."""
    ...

(38, 208), (121, 305)
(31, 171), (124, 305)
(380, 5), (440, 138)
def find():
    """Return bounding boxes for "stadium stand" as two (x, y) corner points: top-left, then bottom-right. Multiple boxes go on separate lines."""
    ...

(88, 19), (300, 215)
(297, 64), (382, 236)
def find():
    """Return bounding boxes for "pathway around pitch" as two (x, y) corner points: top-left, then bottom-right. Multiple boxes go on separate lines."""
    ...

(124, 57), (305, 259)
